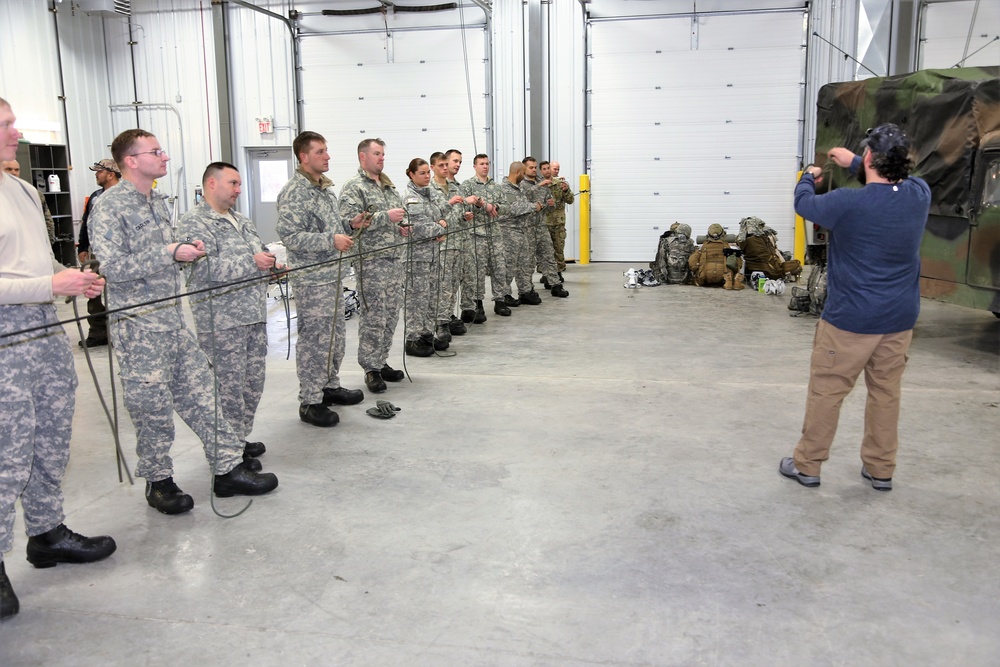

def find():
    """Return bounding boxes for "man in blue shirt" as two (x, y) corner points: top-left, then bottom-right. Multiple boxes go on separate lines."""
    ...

(780, 123), (931, 492)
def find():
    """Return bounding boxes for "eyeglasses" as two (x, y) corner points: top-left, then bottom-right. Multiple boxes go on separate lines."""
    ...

(129, 148), (168, 158)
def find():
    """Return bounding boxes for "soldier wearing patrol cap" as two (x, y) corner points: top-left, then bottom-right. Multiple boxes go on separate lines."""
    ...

(76, 158), (121, 348)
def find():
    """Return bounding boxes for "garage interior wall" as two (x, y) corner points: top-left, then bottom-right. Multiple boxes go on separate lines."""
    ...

(3, 0), (976, 257)
(918, 0), (1000, 69)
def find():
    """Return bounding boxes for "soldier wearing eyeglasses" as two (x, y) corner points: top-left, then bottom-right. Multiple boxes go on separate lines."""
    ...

(90, 129), (279, 516)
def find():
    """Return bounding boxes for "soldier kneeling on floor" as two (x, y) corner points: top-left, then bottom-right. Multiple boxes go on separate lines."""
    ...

(737, 215), (801, 281)
(688, 223), (745, 290)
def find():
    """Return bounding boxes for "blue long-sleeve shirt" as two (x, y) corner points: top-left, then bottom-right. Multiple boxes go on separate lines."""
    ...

(794, 156), (931, 334)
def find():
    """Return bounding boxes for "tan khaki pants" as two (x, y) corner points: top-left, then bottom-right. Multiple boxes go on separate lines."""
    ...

(793, 319), (912, 478)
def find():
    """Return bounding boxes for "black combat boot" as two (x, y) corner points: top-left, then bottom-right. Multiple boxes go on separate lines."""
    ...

(449, 315), (467, 336)
(322, 386), (365, 406)
(520, 290), (542, 305)
(550, 283), (569, 298)
(460, 308), (476, 323)
(145, 477), (195, 515)
(25, 524), (117, 568)
(365, 370), (387, 393)
(493, 299), (511, 316)
(299, 403), (340, 427)
(214, 462), (279, 497)
(474, 300), (488, 323)
(435, 323), (452, 344)
(380, 365), (405, 382)
(503, 294), (520, 307)
(243, 440), (266, 458)
(0, 561), (18, 620)
(404, 337), (434, 357)
(541, 276), (551, 289)
(242, 453), (263, 472)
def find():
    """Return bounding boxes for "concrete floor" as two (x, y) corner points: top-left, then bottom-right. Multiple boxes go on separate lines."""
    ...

(1, 262), (998, 666)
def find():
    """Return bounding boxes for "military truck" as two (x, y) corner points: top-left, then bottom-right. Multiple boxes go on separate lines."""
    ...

(809, 67), (1000, 317)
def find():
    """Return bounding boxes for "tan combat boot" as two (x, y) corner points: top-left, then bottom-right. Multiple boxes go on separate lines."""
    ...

(733, 272), (746, 290)
(723, 272), (733, 290)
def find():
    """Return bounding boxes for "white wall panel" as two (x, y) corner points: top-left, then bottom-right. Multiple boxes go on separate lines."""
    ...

(492, 0), (528, 173)
(299, 28), (488, 188)
(589, 10), (806, 262)
(918, 0), (1000, 69)
(55, 6), (116, 223)
(103, 0), (221, 214)
(0, 1), (63, 141)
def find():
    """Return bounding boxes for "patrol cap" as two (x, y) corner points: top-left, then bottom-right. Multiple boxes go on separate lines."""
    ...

(90, 159), (121, 176)
(861, 123), (909, 156)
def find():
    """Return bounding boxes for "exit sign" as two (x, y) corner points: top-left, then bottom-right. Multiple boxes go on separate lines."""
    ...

(257, 117), (273, 134)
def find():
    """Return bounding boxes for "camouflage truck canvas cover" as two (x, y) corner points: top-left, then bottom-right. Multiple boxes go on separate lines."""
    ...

(812, 67), (1000, 315)
(813, 67), (1000, 217)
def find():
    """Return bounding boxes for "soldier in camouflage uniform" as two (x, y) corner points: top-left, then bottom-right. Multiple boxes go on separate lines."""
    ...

(460, 153), (514, 319)
(338, 138), (408, 394)
(496, 162), (544, 304)
(91, 129), (278, 516)
(0, 98), (116, 621)
(431, 151), (476, 345)
(522, 158), (568, 299)
(276, 133), (365, 427)
(402, 158), (448, 356)
(546, 161), (575, 273)
(181, 162), (278, 458)
(442, 149), (479, 337)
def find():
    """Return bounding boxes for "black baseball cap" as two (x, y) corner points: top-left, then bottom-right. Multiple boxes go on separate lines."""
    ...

(861, 123), (910, 155)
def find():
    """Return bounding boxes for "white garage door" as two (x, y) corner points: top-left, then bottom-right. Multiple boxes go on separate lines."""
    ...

(299, 28), (488, 188)
(589, 10), (806, 261)
(918, 0), (1000, 69)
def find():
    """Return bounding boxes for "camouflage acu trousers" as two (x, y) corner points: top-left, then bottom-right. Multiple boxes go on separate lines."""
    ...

(470, 233), (509, 302)
(0, 305), (74, 555)
(111, 321), (243, 481)
(404, 257), (436, 341)
(198, 323), (267, 441)
(355, 257), (404, 372)
(548, 222), (567, 272)
(530, 217), (561, 285)
(294, 282), (346, 405)
(500, 225), (532, 297)
(434, 248), (463, 324)
(458, 247), (477, 310)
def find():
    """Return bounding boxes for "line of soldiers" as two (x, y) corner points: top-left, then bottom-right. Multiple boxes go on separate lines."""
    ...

(0, 106), (577, 618)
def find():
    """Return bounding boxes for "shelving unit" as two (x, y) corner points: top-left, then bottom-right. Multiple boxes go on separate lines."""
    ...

(15, 142), (75, 266)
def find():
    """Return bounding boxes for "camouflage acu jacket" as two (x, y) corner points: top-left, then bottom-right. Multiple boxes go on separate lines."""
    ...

(545, 177), (575, 225)
(402, 181), (447, 262)
(179, 201), (267, 332)
(339, 167), (405, 262)
(275, 169), (348, 288)
(460, 176), (502, 237)
(90, 179), (185, 331)
(495, 179), (537, 230)
(522, 177), (552, 227)
(430, 178), (470, 252)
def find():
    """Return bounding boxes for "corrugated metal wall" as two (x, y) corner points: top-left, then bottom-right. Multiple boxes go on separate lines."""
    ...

(0, 1), (63, 140)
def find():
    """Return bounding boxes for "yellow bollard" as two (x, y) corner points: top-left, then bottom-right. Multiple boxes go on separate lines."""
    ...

(579, 174), (590, 265)
(793, 170), (806, 264)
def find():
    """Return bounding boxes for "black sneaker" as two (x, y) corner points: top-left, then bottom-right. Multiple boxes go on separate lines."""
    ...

(405, 338), (435, 357)
(460, 309), (476, 323)
(1, 561), (19, 620)
(550, 284), (568, 298)
(365, 370), (387, 393)
(25, 524), (117, 568)
(449, 316), (467, 336)
(503, 294), (520, 307)
(380, 365), (405, 382)
(145, 477), (195, 514)
(214, 462), (279, 498)
(299, 403), (340, 427)
(493, 300), (511, 316)
(322, 386), (364, 406)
